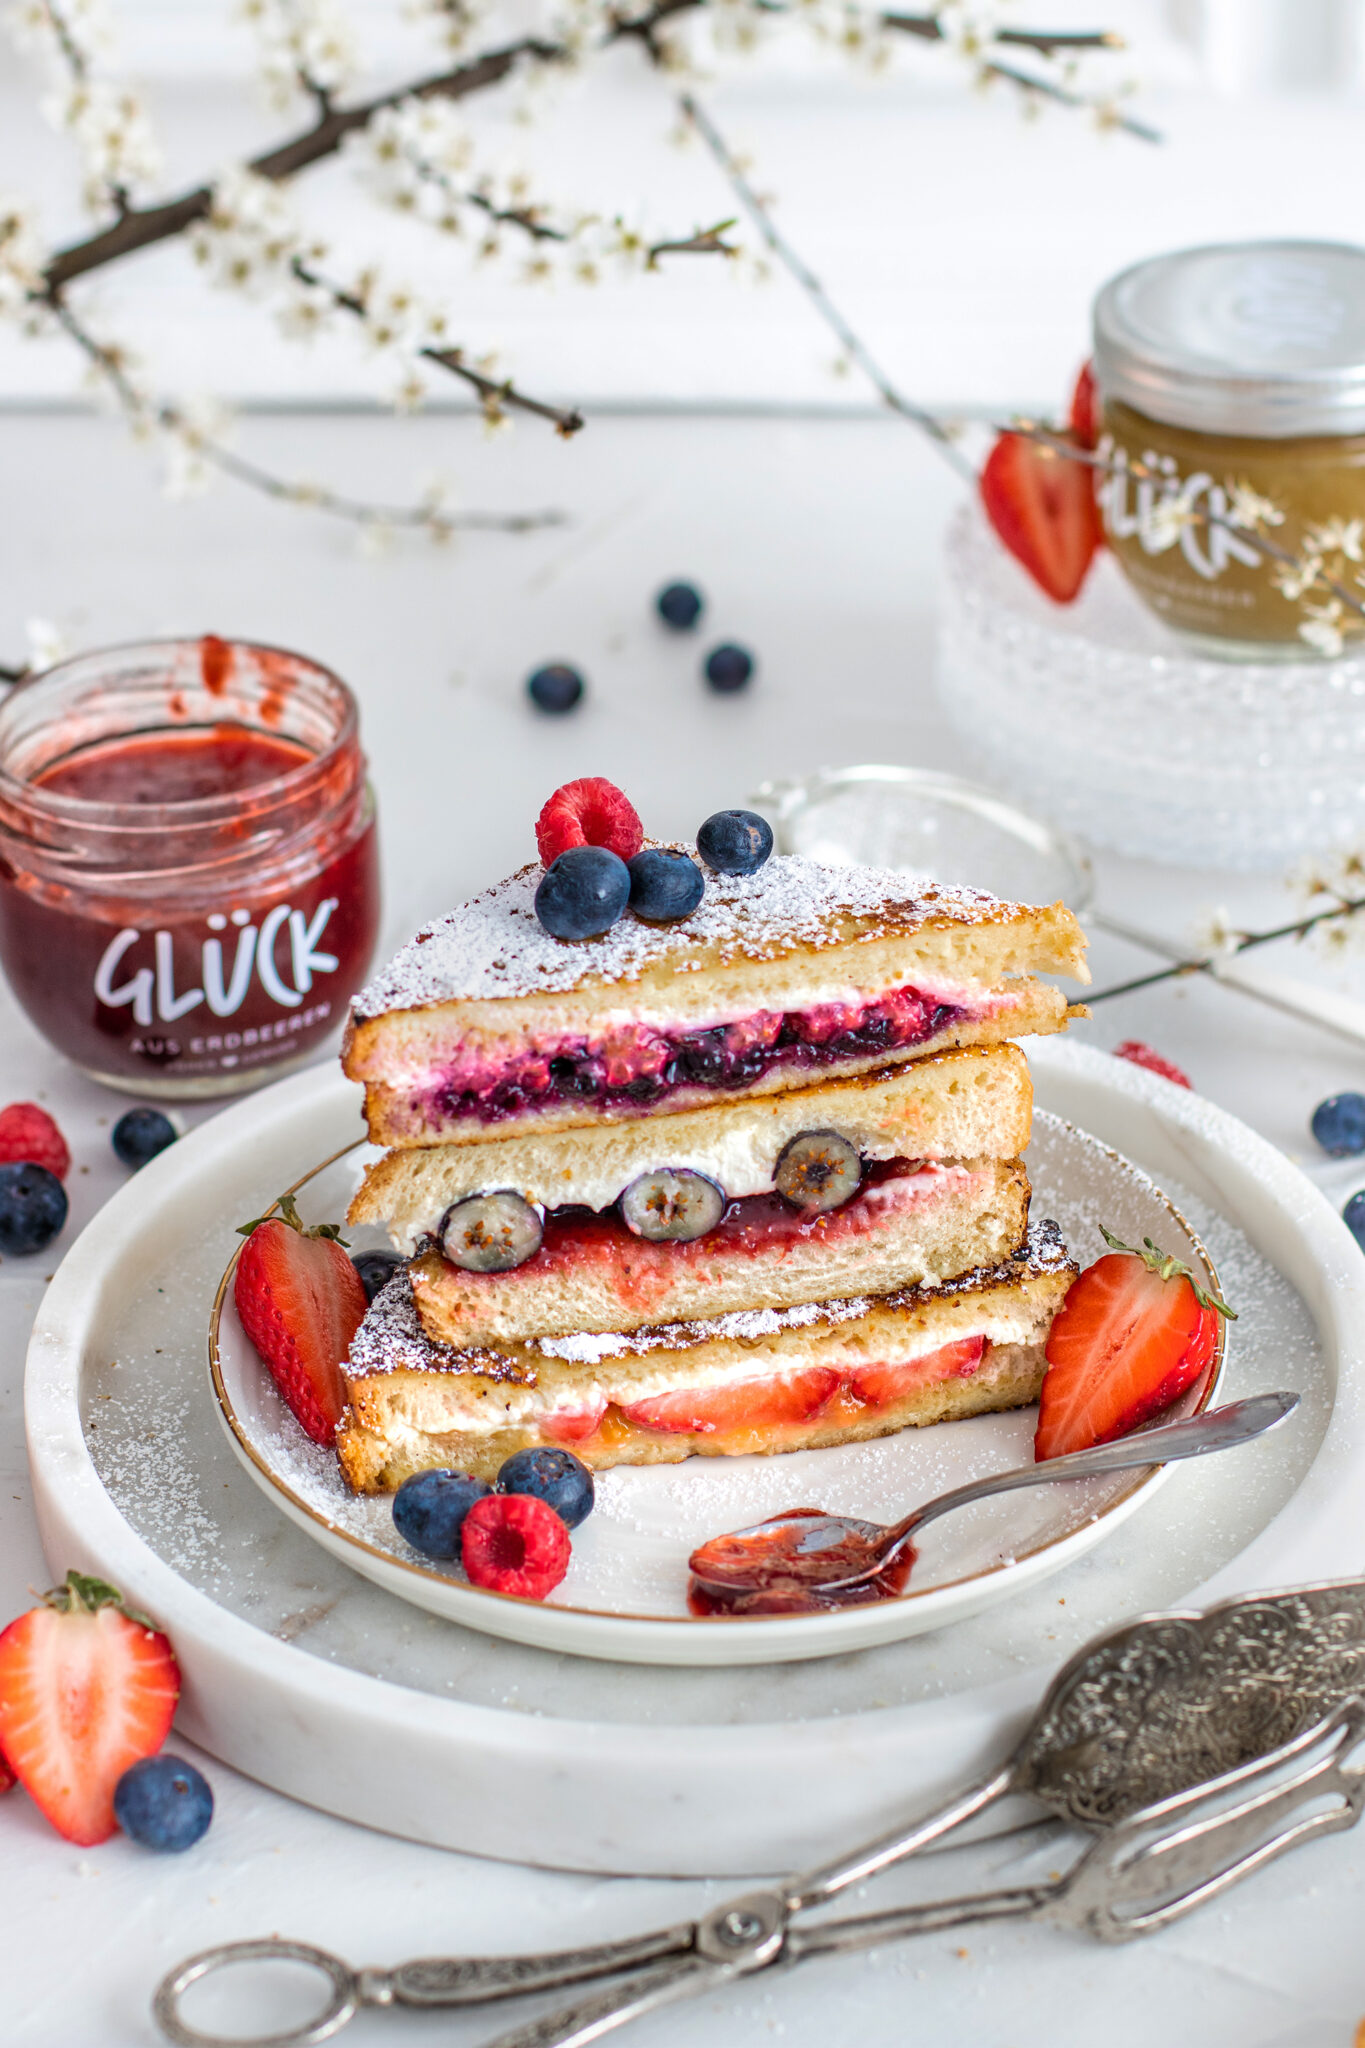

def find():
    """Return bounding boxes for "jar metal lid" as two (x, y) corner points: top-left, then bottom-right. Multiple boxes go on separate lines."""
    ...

(1093, 239), (1365, 438)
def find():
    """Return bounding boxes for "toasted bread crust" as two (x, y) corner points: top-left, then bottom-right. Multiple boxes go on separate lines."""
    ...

(349, 1044), (1034, 1238)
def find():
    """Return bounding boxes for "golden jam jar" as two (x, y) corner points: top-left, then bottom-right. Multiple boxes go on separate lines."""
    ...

(0, 637), (380, 1096)
(1093, 240), (1365, 658)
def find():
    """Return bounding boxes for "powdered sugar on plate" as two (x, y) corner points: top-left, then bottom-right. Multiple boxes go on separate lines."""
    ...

(352, 854), (1018, 1014)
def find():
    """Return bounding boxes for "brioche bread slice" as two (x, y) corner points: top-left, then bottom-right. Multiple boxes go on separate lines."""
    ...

(343, 854), (1087, 1147)
(350, 1044), (1033, 1247)
(337, 1222), (1075, 1489)
(407, 1156), (1029, 1347)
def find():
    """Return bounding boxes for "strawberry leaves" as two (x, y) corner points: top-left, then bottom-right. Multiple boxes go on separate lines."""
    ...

(1097, 1226), (1237, 1319)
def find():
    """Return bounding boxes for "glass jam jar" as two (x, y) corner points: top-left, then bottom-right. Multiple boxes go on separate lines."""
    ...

(0, 636), (380, 1096)
(1093, 239), (1365, 658)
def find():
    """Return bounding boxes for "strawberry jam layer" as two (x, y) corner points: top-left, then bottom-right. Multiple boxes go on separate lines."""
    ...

(426, 984), (972, 1126)
(438, 1158), (970, 1315)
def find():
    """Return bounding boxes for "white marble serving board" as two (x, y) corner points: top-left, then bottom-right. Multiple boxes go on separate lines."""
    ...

(24, 1041), (1365, 1873)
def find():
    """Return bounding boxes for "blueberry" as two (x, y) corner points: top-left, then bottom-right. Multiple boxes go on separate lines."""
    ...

(352, 1248), (404, 1303)
(627, 848), (705, 923)
(393, 1468), (493, 1558)
(774, 1130), (863, 1212)
(1312, 1093), (1365, 1157)
(111, 1107), (178, 1170)
(703, 644), (754, 693)
(657, 582), (704, 631)
(113, 1755), (213, 1852)
(534, 845), (631, 940)
(527, 664), (585, 715)
(696, 809), (774, 877)
(0, 1161), (67, 1256)
(438, 1190), (543, 1273)
(620, 1167), (724, 1242)
(496, 1446), (594, 1530)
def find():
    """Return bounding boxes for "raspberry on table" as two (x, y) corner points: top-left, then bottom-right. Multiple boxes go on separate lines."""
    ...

(1113, 1041), (1191, 1090)
(0, 1103), (69, 1181)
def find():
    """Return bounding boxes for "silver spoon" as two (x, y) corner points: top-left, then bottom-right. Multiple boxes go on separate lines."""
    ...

(688, 1392), (1298, 1599)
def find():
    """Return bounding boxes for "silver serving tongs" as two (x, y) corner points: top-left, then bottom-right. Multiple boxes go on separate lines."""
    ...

(154, 1579), (1365, 2048)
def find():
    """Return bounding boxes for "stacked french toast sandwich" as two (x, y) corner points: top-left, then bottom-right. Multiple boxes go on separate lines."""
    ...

(336, 781), (1089, 1492)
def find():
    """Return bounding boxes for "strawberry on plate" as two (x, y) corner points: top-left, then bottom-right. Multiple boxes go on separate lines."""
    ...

(536, 778), (644, 867)
(0, 1572), (179, 1845)
(0, 1745), (14, 1794)
(1035, 1227), (1234, 1461)
(234, 1193), (368, 1445)
(980, 429), (1101, 603)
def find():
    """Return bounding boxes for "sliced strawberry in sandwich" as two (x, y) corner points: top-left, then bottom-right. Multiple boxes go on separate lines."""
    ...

(234, 1194), (368, 1445)
(1035, 1228), (1234, 1461)
(980, 430), (1101, 603)
(0, 1572), (179, 1845)
(542, 1396), (609, 1444)
(848, 1335), (985, 1408)
(624, 1367), (840, 1436)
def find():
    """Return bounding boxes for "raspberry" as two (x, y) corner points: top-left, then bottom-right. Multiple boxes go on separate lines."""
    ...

(0, 1104), (70, 1181)
(461, 1493), (571, 1601)
(1113, 1041), (1192, 1090)
(535, 778), (643, 867)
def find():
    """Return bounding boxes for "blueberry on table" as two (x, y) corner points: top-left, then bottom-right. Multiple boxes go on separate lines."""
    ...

(496, 1446), (595, 1530)
(703, 644), (754, 693)
(352, 1247), (404, 1303)
(0, 1161), (67, 1255)
(534, 845), (631, 939)
(696, 809), (774, 876)
(1345, 1190), (1365, 1251)
(1312, 1093), (1365, 1157)
(112, 1107), (178, 1170)
(113, 1755), (214, 1852)
(393, 1468), (493, 1559)
(527, 664), (585, 715)
(627, 848), (705, 923)
(656, 582), (704, 631)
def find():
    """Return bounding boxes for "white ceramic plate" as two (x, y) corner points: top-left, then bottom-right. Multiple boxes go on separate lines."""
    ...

(206, 1101), (1223, 1665)
(25, 1044), (1360, 1874)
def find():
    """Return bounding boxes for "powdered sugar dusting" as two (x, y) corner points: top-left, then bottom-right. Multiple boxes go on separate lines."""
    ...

(345, 1222), (1072, 1380)
(354, 855), (1012, 1015)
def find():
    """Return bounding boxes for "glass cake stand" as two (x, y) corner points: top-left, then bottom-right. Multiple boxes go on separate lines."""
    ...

(934, 503), (1365, 871)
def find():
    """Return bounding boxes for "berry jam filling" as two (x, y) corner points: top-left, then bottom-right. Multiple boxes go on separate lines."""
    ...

(426, 985), (971, 1126)
(434, 1157), (966, 1291)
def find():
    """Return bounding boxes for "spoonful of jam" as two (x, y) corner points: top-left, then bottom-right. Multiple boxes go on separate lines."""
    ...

(687, 1393), (1298, 1607)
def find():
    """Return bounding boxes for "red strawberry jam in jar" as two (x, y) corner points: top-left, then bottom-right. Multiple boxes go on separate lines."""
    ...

(0, 636), (380, 1096)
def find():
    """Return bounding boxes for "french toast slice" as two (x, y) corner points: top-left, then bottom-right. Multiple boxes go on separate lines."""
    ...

(343, 855), (1088, 1147)
(406, 1156), (1030, 1348)
(350, 1044), (1033, 1247)
(337, 1222), (1076, 1490)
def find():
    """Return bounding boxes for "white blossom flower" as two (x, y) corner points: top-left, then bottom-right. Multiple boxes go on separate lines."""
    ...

(1305, 517), (1365, 562)
(24, 616), (67, 672)
(237, 0), (358, 106)
(1139, 492), (1199, 555)
(1225, 480), (1285, 531)
(1191, 907), (1244, 957)
(0, 198), (43, 318)
(1299, 599), (1347, 659)
(1273, 555), (1323, 603)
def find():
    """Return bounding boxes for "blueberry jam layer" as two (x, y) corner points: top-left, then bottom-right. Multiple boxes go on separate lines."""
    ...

(427, 985), (974, 1126)
(436, 1157), (966, 1290)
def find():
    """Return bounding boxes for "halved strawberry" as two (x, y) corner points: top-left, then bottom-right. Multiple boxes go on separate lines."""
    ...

(623, 1367), (840, 1435)
(234, 1193), (368, 1445)
(1035, 1229), (1233, 1461)
(848, 1335), (986, 1407)
(0, 1744), (14, 1794)
(980, 430), (1101, 603)
(535, 778), (644, 867)
(1114, 1040), (1192, 1090)
(0, 1572), (179, 1845)
(1069, 360), (1100, 450)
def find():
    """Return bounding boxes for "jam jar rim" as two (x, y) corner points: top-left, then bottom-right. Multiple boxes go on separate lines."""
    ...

(0, 633), (360, 831)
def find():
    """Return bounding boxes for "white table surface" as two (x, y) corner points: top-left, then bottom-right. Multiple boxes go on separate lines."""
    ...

(5, 406), (1365, 2046)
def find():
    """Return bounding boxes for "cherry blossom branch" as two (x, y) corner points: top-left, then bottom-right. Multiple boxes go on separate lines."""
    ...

(680, 92), (975, 479)
(48, 294), (566, 534)
(1088, 892), (1365, 1004)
